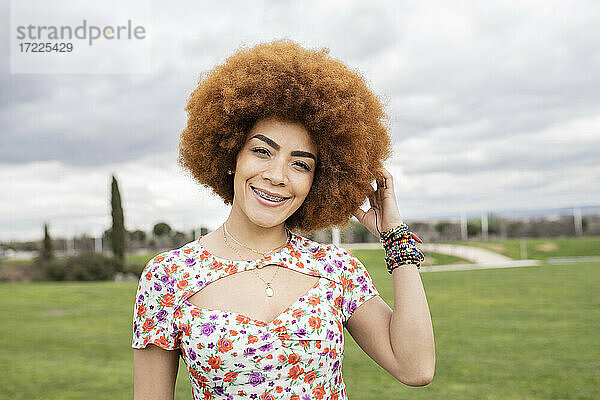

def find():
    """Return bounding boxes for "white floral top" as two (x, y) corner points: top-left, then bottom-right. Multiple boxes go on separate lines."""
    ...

(132, 232), (380, 400)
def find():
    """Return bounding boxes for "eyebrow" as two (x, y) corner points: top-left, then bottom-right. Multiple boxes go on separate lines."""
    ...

(250, 134), (316, 161)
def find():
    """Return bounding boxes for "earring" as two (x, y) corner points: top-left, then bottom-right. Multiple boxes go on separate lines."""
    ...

(227, 170), (234, 175)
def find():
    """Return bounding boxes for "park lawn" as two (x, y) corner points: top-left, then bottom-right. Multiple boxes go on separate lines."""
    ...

(0, 254), (598, 399)
(454, 236), (600, 260)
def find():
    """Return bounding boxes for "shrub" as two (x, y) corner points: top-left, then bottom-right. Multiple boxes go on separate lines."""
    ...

(44, 253), (120, 281)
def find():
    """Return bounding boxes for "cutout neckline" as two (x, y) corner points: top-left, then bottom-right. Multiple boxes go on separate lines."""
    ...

(184, 276), (323, 327)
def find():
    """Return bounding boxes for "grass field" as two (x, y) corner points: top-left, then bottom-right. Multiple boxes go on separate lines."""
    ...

(1, 247), (598, 400)
(454, 236), (600, 260)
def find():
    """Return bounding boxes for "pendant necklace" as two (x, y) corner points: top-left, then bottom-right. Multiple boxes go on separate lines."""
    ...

(222, 223), (291, 297)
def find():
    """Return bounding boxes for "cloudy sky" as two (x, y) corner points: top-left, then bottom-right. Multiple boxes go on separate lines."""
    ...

(1, 0), (599, 241)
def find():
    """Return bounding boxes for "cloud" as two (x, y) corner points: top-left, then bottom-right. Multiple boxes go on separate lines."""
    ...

(1, 0), (599, 240)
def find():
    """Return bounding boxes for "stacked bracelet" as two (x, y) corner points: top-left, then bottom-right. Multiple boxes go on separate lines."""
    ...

(380, 223), (426, 274)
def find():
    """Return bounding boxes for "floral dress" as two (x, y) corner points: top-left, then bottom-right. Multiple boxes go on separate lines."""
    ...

(132, 232), (380, 400)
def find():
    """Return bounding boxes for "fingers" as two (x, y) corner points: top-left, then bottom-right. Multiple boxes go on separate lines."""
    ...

(353, 207), (366, 222)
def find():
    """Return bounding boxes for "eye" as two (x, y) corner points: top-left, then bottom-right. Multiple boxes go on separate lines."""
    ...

(294, 161), (311, 172)
(251, 147), (270, 156)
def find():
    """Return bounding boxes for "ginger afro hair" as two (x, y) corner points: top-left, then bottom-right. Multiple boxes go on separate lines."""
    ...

(178, 39), (392, 233)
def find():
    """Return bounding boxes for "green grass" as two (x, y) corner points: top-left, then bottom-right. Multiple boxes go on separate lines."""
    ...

(453, 236), (600, 260)
(1, 253), (598, 399)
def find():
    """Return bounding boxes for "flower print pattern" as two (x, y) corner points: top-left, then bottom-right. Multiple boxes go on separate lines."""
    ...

(132, 233), (380, 399)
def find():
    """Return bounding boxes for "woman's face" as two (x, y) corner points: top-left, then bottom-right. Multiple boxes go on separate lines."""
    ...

(232, 117), (317, 228)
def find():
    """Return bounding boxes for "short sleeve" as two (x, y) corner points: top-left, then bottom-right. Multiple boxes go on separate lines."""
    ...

(336, 245), (380, 325)
(131, 254), (182, 350)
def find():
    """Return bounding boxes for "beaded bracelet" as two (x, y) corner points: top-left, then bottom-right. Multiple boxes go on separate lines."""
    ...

(380, 223), (426, 274)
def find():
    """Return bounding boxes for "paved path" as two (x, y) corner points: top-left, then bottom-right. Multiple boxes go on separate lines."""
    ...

(343, 242), (541, 272)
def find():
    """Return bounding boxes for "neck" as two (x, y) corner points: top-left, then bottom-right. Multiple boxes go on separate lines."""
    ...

(223, 207), (289, 252)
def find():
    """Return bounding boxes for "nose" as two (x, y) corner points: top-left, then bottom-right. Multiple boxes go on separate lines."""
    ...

(261, 157), (288, 186)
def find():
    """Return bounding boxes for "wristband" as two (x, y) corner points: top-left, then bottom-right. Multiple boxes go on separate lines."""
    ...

(380, 224), (425, 273)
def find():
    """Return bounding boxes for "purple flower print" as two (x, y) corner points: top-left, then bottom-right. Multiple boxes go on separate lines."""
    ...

(361, 283), (369, 293)
(332, 360), (339, 372)
(244, 347), (256, 357)
(324, 263), (334, 274)
(210, 314), (219, 320)
(326, 330), (335, 340)
(156, 309), (168, 323)
(137, 294), (144, 303)
(302, 395), (311, 400)
(357, 276), (366, 284)
(260, 333), (271, 340)
(248, 372), (266, 387)
(326, 291), (333, 300)
(258, 343), (272, 352)
(294, 328), (307, 338)
(263, 364), (274, 372)
(153, 282), (162, 291)
(173, 250), (180, 256)
(347, 300), (357, 314)
(214, 385), (225, 395)
(161, 274), (169, 284)
(200, 323), (216, 336)
(188, 348), (197, 361)
(334, 259), (343, 269)
(185, 258), (196, 267)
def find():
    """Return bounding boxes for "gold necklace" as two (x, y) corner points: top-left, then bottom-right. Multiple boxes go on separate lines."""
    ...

(223, 223), (290, 257)
(222, 224), (291, 297)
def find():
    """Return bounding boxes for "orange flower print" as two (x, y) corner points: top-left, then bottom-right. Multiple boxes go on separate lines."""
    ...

(307, 295), (320, 306)
(170, 264), (178, 273)
(199, 251), (210, 261)
(308, 316), (321, 330)
(275, 386), (283, 393)
(209, 260), (223, 270)
(330, 389), (339, 400)
(225, 264), (238, 274)
(229, 330), (238, 336)
(247, 335), (259, 344)
(145, 270), (152, 280)
(299, 340), (310, 348)
(291, 309), (304, 319)
(190, 308), (202, 318)
(173, 307), (183, 319)
(312, 385), (326, 399)
(177, 279), (188, 290)
(260, 392), (275, 400)
(312, 249), (326, 259)
(290, 396), (300, 400)
(223, 371), (239, 382)
(334, 295), (344, 310)
(160, 293), (175, 307)
(217, 337), (233, 353)
(273, 325), (287, 334)
(349, 257), (359, 268)
(340, 276), (355, 292)
(137, 304), (147, 318)
(295, 261), (304, 269)
(153, 255), (165, 263)
(287, 365), (304, 380)
(290, 250), (301, 259)
(330, 348), (338, 359)
(236, 315), (251, 324)
(183, 248), (193, 254)
(153, 336), (170, 348)
(179, 323), (192, 336)
(202, 388), (213, 400)
(278, 354), (287, 363)
(288, 353), (301, 365)
(303, 370), (318, 384)
(142, 318), (155, 332)
(207, 355), (222, 369)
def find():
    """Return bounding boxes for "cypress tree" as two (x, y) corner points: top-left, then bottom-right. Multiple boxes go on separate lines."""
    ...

(41, 222), (54, 261)
(111, 175), (126, 268)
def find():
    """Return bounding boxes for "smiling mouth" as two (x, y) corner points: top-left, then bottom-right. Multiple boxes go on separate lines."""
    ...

(251, 186), (291, 202)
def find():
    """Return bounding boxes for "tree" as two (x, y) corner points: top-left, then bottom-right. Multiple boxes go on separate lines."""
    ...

(41, 222), (54, 261)
(153, 222), (172, 237)
(111, 175), (126, 267)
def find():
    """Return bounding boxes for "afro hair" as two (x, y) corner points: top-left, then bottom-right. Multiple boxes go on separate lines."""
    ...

(178, 39), (392, 233)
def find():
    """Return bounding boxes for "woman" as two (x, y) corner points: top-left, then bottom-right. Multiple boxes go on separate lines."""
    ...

(132, 39), (435, 400)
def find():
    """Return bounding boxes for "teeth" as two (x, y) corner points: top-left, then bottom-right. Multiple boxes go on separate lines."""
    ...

(252, 187), (288, 202)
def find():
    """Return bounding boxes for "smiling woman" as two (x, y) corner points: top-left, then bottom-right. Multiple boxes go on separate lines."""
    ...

(132, 39), (434, 400)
